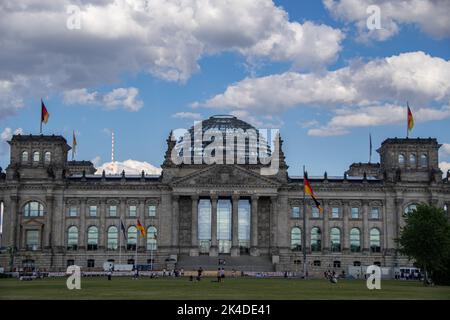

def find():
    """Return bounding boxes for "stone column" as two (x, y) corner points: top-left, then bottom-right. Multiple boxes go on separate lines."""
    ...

(343, 201), (349, 253)
(171, 195), (179, 248)
(362, 200), (369, 253)
(120, 198), (127, 251)
(231, 194), (239, 256)
(322, 201), (329, 253)
(44, 194), (54, 250)
(270, 196), (278, 253)
(209, 195), (219, 257)
(190, 195), (199, 256)
(99, 199), (106, 250)
(250, 195), (259, 256)
(10, 194), (18, 249)
(210, 194), (218, 256)
(79, 198), (86, 250)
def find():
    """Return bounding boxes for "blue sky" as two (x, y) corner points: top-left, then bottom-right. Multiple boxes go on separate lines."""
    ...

(0, 0), (449, 176)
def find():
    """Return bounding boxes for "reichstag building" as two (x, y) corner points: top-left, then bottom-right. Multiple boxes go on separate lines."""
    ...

(0, 115), (449, 275)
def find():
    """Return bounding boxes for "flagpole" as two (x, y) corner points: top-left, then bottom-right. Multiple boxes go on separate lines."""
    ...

(406, 102), (409, 138)
(302, 165), (307, 280)
(40, 99), (42, 134)
(135, 225), (138, 272)
(119, 220), (122, 265)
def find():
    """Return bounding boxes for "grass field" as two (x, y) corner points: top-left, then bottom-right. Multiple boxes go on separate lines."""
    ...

(1, 277), (450, 300)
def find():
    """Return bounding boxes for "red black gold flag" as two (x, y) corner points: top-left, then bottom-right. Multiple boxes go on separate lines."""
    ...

(304, 175), (323, 213)
(137, 219), (146, 237)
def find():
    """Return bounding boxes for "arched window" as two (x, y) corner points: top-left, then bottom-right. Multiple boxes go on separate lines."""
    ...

(398, 154), (405, 166)
(291, 227), (302, 251)
(350, 228), (361, 252)
(33, 151), (40, 163)
(370, 228), (381, 253)
(44, 152), (51, 164)
(107, 226), (118, 250)
(21, 151), (28, 163)
(87, 226), (98, 250)
(330, 227), (341, 252)
(409, 154), (416, 167)
(311, 227), (321, 252)
(67, 226), (78, 250)
(24, 201), (44, 217)
(404, 203), (418, 217)
(147, 226), (157, 251)
(127, 226), (137, 250)
(420, 154), (428, 167)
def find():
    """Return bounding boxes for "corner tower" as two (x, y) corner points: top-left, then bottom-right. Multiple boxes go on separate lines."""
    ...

(378, 138), (442, 183)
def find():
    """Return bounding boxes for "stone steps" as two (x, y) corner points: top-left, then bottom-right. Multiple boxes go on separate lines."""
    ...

(177, 255), (274, 272)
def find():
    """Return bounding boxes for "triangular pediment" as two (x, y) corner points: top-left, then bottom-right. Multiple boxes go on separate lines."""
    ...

(171, 165), (280, 187)
(21, 217), (45, 226)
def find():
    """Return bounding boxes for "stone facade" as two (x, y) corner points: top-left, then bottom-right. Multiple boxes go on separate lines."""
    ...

(0, 116), (449, 276)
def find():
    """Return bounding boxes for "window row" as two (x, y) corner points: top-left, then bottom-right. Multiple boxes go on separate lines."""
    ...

(66, 225), (158, 251)
(68, 204), (157, 218)
(398, 153), (428, 167)
(21, 151), (51, 164)
(291, 206), (381, 219)
(25, 226), (158, 251)
(290, 227), (381, 253)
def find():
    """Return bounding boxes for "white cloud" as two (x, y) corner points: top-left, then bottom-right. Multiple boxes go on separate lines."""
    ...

(440, 162), (450, 176)
(323, 0), (450, 42)
(196, 52), (450, 136)
(308, 103), (450, 136)
(95, 159), (162, 175)
(172, 112), (202, 120)
(440, 143), (450, 156)
(63, 87), (143, 111)
(1, 127), (24, 155)
(0, 0), (344, 119)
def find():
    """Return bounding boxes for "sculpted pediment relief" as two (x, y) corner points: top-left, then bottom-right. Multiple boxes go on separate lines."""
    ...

(171, 165), (280, 187)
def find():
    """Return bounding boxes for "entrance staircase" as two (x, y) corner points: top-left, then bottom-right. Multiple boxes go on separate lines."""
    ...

(176, 255), (274, 272)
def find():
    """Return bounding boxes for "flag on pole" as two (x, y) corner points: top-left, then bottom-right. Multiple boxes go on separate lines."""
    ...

(40, 99), (49, 133)
(407, 102), (414, 135)
(41, 99), (49, 124)
(120, 219), (127, 240)
(369, 133), (372, 163)
(304, 174), (323, 213)
(137, 219), (146, 237)
(72, 131), (77, 160)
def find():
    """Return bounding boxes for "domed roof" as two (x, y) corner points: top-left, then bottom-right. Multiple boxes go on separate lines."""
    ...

(174, 115), (272, 165)
(189, 115), (257, 134)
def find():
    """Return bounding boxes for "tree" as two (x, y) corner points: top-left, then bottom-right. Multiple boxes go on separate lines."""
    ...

(397, 204), (450, 285)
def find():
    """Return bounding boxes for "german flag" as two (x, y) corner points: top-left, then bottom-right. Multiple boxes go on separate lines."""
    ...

(407, 102), (414, 132)
(137, 219), (146, 237)
(304, 174), (323, 213)
(41, 99), (49, 124)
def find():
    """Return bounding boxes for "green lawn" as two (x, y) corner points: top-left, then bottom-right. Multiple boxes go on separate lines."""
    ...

(0, 277), (449, 300)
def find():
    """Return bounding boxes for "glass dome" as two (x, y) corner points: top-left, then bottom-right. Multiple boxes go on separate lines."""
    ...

(175, 115), (271, 164)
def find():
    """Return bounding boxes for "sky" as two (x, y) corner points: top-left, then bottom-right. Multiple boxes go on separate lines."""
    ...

(0, 0), (450, 177)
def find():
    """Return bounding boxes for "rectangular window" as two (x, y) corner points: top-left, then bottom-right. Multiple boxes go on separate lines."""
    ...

(148, 205), (156, 217)
(351, 207), (359, 219)
(89, 205), (97, 217)
(87, 259), (95, 268)
(26, 230), (39, 250)
(129, 205), (137, 217)
(371, 207), (380, 219)
(331, 207), (340, 218)
(333, 261), (341, 268)
(311, 207), (320, 218)
(109, 205), (117, 217)
(313, 260), (321, 267)
(291, 206), (300, 218)
(69, 207), (78, 217)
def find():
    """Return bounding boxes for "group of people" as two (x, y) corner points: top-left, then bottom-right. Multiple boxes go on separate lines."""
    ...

(324, 270), (339, 283)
